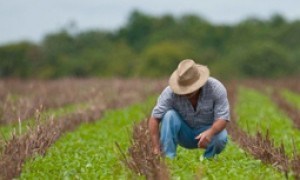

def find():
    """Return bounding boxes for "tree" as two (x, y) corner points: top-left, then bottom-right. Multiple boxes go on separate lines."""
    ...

(225, 42), (295, 78)
(118, 10), (155, 51)
(136, 41), (195, 77)
(0, 42), (36, 77)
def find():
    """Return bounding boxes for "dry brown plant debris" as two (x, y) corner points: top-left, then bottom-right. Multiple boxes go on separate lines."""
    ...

(226, 82), (290, 178)
(118, 120), (170, 180)
(271, 89), (300, 130)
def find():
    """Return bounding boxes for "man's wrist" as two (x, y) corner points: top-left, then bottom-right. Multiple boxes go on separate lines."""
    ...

(210, 119), (227, 135)
(209, 127), (217, 136)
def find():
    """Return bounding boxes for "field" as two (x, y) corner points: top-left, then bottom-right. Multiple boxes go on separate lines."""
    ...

(0, 78), (300, 180)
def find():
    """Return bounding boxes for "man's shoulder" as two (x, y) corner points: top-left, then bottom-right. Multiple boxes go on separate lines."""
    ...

(205, 77), (227, 96)
(162, 86), (173, 94)
(160, 86), (175, 98)
(206, 77), (225, 89)
(207, 77), (223, 85)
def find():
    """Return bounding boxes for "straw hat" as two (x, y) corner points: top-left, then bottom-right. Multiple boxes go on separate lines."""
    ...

(169, 59), (209, 95)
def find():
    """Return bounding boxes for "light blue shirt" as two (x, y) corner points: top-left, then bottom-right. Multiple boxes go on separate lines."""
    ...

(151, 77), (230, 129)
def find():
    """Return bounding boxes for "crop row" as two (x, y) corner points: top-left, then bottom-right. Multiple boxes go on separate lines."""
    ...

(124, 80), (300, 179)
(227, 84), (290, 177)
(0, 79), (96, 124)
(17, 95), (283, 179)
(0, 78), (164, 145)
(0, 79), (164, 180)
(0, 102), (89, 155)
(235, 81), (300, 178)
(0, 78), (164, 125)
(1, 79), (300, 179)
(19, 97), (157, 179)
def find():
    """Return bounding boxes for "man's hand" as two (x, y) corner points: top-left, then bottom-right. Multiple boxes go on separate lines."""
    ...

(153, 146), (161, 155)
(195, 129), (214, 148)
(195, 119), (227, 149)
(148, 116), (161, 155)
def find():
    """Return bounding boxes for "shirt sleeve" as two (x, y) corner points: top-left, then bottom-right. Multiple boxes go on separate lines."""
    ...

(151, 86), (173, 119)
(213, 81), (230, 121)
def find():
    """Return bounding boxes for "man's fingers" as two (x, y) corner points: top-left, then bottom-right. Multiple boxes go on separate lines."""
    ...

(197, 137), (205, 147)
(199, 136), (206, 143)
(198, 140), (207, 148)
(199, 139), (210, 147)
(153, 147), (161, 155)
(195, 133), (202, 139)
(198, 136), (211, 148)
(197, 140), (201, 148)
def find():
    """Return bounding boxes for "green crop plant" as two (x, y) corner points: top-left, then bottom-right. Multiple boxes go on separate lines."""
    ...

(281, 89), (300, 110)
(167, 139), (284, 179)
(236, 87), (300, 156)
(0, 102), (88, 142)
(19, 94), (285, 179)
(20, 97), (156, 179)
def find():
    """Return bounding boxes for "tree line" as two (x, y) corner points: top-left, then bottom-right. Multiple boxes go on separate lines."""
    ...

(1, 10), (300, 79)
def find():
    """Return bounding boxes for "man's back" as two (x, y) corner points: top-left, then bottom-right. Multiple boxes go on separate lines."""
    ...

(151, 77), (230, 129)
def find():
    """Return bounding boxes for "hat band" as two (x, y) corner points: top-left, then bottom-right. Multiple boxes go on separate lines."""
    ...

(178, 71), (200, 87)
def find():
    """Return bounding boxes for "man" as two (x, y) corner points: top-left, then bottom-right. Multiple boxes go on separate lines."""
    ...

(149, 59), (230, 159)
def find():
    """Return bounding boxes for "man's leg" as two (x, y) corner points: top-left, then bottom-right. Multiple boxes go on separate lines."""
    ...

(160, 109), (196, 158)
(203, 129), (228, 158)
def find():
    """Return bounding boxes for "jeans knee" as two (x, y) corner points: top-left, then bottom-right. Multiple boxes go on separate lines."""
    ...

(163, 109), (177, 118)
(215, 137), (227, 149)
(213, 134), (227, 150)
(161, 110), (181, 126)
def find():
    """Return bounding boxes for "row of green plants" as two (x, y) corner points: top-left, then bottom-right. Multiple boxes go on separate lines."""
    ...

(237, 87), (300, 156)
(281, 89), (300, 110)
(19, 97), (155, 179)
(168, 142), (283, 179)
(0, 102), (88, 142)
(0, 79), (159, 179)
(18, 88), (292, 179)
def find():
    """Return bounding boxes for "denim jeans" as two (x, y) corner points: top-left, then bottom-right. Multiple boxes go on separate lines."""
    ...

(160, 109), (228, 159)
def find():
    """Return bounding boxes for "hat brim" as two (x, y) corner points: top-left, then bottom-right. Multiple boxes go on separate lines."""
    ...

(169, 65), (209, 95)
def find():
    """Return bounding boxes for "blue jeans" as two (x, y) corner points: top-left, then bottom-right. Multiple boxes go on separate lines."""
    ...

(160, 109), (227, 159)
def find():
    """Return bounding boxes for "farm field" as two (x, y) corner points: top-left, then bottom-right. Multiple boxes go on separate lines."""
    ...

(0, 78), (300, 179)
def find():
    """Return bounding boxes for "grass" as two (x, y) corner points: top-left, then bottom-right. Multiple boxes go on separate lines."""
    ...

(236, 87), (300, 156)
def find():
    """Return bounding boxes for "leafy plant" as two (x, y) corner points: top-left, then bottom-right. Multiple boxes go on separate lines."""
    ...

(236, 87), (300, 156)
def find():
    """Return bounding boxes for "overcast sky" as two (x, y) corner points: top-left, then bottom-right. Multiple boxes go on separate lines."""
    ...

(1, 0), (300, 45)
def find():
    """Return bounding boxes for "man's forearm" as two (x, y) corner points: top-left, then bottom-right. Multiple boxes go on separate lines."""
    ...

(148, 116), (161, 151)
(195, 118), (227, 148)
(210, 119), (227, 135)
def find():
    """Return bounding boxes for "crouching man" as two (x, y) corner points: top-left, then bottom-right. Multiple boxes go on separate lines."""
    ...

(148, 59), (230, 159)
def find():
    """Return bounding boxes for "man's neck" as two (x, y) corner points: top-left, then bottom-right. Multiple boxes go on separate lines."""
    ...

(187, 88), (201, 101)
(188, 88), (201, 110)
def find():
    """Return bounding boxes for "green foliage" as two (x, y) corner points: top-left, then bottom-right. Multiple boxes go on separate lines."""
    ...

(0, 42), (37, 77)
(281, 89), (300, 110)
(277, 21), (300, 49)
(119, 10), (155, 51)
(219, 42), (295, 78)
(0, 102), (88, 142)
(167, 141), (284, 179)
(19, 97), (156, 179)
(136, 41), (195, 77)
(1, 12), (300, 79)
(19, 94), (284, 179)
(236, 87), (300, 156)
